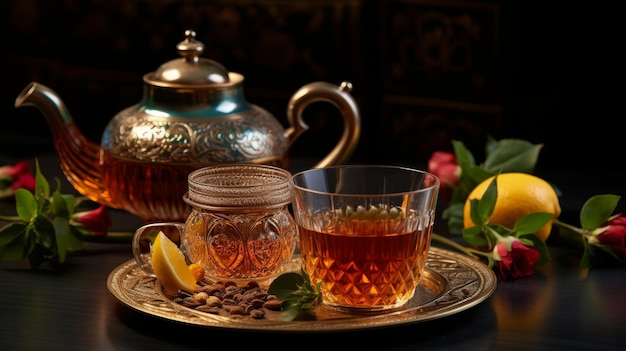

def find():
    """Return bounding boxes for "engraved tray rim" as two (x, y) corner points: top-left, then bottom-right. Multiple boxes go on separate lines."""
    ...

(106, 247), (497, 333)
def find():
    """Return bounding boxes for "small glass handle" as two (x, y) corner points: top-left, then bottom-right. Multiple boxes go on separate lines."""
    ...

(132, 222), (185, 277)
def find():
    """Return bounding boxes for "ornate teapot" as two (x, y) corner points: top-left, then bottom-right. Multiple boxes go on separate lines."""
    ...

(15, 30), (360, 223)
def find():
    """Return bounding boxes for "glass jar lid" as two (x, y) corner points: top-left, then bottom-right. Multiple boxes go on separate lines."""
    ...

(185, 164), (294, 209)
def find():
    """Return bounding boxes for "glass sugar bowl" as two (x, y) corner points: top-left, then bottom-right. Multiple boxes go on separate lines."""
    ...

(180, 164), (298, 284)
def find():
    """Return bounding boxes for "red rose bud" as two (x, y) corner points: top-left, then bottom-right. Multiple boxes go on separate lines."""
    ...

(590, 214), (626, 262)
(0, 160), (36, 198)
(492, 238), (540, 280)
(72, 205), (112, 235)
(427, 151), (460, 202)
(0, 160), (30, 177)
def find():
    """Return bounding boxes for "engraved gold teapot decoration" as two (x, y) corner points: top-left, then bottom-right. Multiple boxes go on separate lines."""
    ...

(15, 30), (360, 223)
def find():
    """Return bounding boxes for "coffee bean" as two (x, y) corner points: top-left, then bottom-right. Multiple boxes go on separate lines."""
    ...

(174, 280), (283, 319)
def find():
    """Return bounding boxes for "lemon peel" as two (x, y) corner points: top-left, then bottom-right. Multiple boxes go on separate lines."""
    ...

(188, 263), (205, 281)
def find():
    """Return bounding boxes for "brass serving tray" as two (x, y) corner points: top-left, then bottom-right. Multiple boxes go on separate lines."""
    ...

(107, 247), (496, 332)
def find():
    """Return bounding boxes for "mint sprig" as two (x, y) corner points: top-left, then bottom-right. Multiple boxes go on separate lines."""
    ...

(0, 160), (85, 268)
(267, 267), (322, 321)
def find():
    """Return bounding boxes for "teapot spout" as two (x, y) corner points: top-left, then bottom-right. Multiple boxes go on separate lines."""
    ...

(15, 82), (113, 207)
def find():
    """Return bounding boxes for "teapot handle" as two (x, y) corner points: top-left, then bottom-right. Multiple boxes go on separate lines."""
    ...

(284, 81), (361, 168)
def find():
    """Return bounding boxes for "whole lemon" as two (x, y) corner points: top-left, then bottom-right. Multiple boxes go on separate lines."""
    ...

(463, 173), (561, 241)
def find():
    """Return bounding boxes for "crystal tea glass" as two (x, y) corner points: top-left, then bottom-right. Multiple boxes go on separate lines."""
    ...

(291, 165), (439, 312)
(132, 164), (298, 286)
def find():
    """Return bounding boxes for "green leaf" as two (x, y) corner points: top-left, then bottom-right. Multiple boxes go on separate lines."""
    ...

(52, 190), (70, 218)
(468, 199), (484, 227)
(454, 163), (491, 193)
(24, 225), (36, 250)
(0, 222), (27, 247)
(442, 203), (464, 235)
(449, 187), (467, 205)
(477, 176), (498, 220)
(268, 271), (307, 300)
(459, 165), (493, 195)
(484, 135), (498, 155)
(513, 212), (553, 236)
(34, 159), (50, 200)
(280, 299), (316, 321)
(0, 222), (28, 261)
(462, 225), (488, 247)
(0, 237), (29, 261)
(463, 165), (494, 184)
(483, 139), (542, 174)
(32, 214), (55, 250)
(280, 300), (304, 321)
(451, 140), (476, 170)
(15, 188), (37, 222)
(53, 217), (71, 263)
(580, 194), (620, 230)
(488, 223), (514, 238)
(63, 194), (77, 215)
(67, 225), (85, 252)
(268, 268), (322, 321)
(450, 139), (494, 202)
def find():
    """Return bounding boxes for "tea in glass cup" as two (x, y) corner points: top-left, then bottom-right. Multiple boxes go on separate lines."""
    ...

(132, 164), (298, 286)
(291, 165), (439, 311)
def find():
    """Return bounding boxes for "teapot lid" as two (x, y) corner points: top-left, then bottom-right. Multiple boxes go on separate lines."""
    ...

(145, 29), (230, 86)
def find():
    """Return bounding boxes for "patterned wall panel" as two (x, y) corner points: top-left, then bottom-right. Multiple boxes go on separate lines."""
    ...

(381, 0), (500, 103)
(372, 0), (502, 164)
(378, 96), (502, 163)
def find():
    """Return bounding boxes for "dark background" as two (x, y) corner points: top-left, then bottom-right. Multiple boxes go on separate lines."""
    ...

(0, 0), (622, 171)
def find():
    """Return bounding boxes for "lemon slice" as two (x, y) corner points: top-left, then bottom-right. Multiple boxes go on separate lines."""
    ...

(151, 231), (198, 295)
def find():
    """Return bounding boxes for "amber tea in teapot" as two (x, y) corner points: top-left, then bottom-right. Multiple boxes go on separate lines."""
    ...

(99, 153), (256, 224)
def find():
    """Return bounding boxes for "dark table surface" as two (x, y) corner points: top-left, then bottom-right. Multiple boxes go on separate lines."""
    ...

(1, 153), (625, 351)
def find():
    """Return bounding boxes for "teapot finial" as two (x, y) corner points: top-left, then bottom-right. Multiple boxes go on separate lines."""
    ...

(177, 30), (204, 63)
(148, 29), (229, 85)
